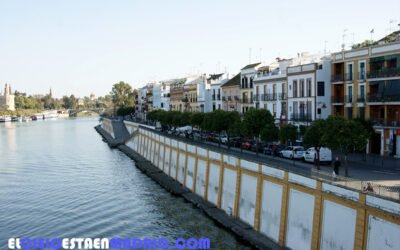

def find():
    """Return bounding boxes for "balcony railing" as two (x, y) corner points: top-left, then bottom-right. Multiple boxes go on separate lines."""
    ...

(228, 96), (232, 101)
(357, 95), (366, 103)
(242, 97), (249, 103)
(290, 113), (312, 122)
(253, 94), (260, 102)
(368, 67), (400, 78)
(371, 119), (400, 127)
(332, 74), (344, 82)
(279, 93), (287, 100)
(358, 72), (366, 81)
(217, 94), (221, 100)
(367, 94), (400, 103)
(261, 93), (277, 101)
(222, 96), (226, 101)
(234, 96), (240, 101)
(331, 96), (344, 103)
(212, 95), (216, 101)
(345, 72), (353, 81)
(345, 95), (354, 103)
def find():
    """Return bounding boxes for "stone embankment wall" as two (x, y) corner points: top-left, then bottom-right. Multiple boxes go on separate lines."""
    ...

(100, 119), (400, 250)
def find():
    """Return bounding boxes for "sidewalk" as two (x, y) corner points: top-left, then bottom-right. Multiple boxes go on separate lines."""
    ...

(344, 152), (400, 170)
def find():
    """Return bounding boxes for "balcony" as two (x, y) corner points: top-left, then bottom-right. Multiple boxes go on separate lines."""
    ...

(368, 67), (400, 79)
(279, 93), (287, 100)
(262, 93), (277, 101)
(367, 94), (400, 103)
(228, 96), (232, 101)
(332, 74), (344, 82)
(345, 95), (354, 104)
(371, 119), (400, 127)
(357, 95), (366, 103)
(242, 97), (249, 104)
(217, 94), (221, 101)
(212, 95), (216, 101)
(345, 72), (353, 81)
(234, 96), (240, 101)
(253, 94), (260, 102)
(222, 96), (226, 101)
(290, 113), (312, 122)
(331, 96), (344, 103)
(358, 72), (366, 81)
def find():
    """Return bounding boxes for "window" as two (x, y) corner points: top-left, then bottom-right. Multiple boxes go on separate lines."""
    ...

(307, 78), (312, 97)
(250, 77), (253, 88)
(317, 81), (325, 96)
(299, 79), (304, 97)
(318, 64), (323, 69)
(293, 80), (298, 97)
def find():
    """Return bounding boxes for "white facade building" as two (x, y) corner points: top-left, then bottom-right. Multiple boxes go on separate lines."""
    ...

(240, 63), (263, 113)
(287, 58), (331, 126)
(208, 73), (229, 111)
(254, 59), (292, 125)
(152, 81), (171, 111)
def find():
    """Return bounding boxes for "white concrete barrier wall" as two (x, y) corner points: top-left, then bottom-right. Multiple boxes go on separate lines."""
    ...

(185, 156), (195, 190)
(170, 149), (178, 179)
(260, 180), (282, 242)
(320, 200), (356, 250)
(366, 215), (400, 250)
(239, 173), (257, 227)
(123, 124), (400, 249)
(286, 189), (315, 250)
(195, 159), (207, 197)
(207, 163), (220, 206)
(101, 118), (115, 138)
(221, 168), (236, 216)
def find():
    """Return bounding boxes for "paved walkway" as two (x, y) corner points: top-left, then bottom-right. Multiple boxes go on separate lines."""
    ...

(116, 119), (400, 200)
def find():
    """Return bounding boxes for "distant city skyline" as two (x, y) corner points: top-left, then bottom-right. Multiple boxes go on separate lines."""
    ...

(1, 0), (399, 98)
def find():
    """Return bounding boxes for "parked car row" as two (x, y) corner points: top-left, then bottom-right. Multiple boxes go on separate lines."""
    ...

(163, 127), (332, 164)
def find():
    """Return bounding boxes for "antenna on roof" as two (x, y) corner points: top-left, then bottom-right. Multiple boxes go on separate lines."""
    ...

(342, 29), (348, 51)
(249, 48), (252, 64)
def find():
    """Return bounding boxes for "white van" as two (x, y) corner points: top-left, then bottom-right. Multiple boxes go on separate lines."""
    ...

(303, 147), (332, 164)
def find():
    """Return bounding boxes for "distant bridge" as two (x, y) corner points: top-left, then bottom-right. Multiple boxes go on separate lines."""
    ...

(69, 108), (106, 117)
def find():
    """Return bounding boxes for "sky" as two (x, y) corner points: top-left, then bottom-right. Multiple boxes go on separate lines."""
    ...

(0, 0), (399, 98)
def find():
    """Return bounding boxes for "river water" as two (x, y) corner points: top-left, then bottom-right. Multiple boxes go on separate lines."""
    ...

(0, 117), (250, 249)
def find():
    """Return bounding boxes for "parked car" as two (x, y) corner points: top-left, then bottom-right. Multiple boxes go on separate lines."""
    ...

(228, 137), (242, 148)
(241, 141), (252, 150)
(264, 144), (285, 156)
(251, 142), (264, 153)
(219, 135), (228, 144)
(303, 147), (332, 164)
(280, 146), (305, 159)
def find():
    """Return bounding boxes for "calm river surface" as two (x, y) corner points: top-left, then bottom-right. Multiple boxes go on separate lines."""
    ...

(0, 117), (250, 249)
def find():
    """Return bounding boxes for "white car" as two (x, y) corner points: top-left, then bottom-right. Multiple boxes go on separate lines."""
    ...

(303, 147), (332, 164)
(280, 146), (305, 159)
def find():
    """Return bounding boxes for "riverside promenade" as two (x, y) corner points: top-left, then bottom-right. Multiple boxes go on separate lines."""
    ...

(107, 118), (400, 200)
(95, 118), (400, 250)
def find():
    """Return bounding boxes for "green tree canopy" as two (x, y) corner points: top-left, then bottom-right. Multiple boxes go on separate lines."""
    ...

(279, 124), (297, 145)
(261, 123), (279, 144)
(110, 81), (135, 110)
(242, 108), (275, 139)
(322, 116), (369, 176)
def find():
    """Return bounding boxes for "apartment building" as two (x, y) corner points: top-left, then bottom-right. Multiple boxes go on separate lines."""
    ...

(170, 80), (185, 112)
(152, 81), (171, 111)
(287, 58), (331, 126)
(254, 59), (292, 126)
(240, 62), (262, 113)
(208, 73), (228, 111)
(331, 41), (400, 157)
(221, 73), (241, 112)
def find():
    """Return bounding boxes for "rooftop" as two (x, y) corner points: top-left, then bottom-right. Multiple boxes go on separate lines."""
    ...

(241, 62), (261, 70)
(221, 73), (240, 88)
